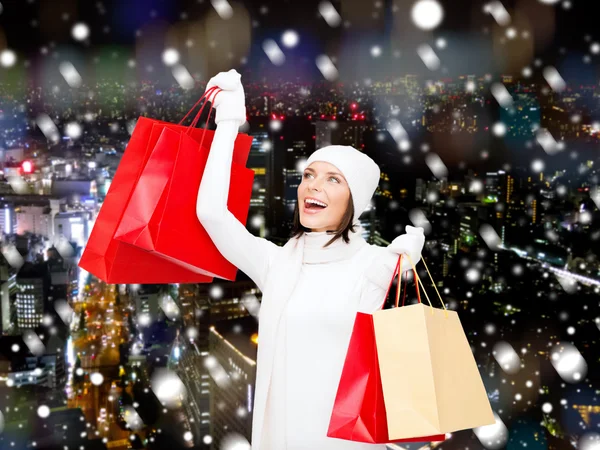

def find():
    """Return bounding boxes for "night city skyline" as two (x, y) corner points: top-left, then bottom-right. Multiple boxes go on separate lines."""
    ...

(1, 1), (600, 450)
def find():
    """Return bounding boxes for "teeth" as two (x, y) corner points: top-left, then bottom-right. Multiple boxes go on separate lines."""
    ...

(305, 198), (327, 208)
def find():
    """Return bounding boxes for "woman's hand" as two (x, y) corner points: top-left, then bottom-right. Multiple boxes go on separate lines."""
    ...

(387, 225), (425, 269)
(204, 69), (246, 125)
(363, 225), (426, 293)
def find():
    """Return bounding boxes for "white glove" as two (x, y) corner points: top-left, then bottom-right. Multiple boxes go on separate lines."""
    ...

(363, 225), (425, 292)
(204, 69), (247, 125)
(386, 225), (425, 271)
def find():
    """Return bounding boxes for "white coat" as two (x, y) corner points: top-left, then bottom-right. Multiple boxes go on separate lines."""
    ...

(197, 120), (421, 450)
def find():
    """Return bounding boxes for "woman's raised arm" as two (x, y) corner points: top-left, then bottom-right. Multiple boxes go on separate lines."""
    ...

(196, 73), (280, 292)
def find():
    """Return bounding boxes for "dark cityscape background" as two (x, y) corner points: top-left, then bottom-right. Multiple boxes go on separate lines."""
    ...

(1, 0), (599, 449)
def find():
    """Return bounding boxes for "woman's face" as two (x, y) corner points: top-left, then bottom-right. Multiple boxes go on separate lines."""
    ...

(298, 161), (350, 232)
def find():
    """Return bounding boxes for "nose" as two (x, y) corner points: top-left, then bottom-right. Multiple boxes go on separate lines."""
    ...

(307, 177), (323, 191)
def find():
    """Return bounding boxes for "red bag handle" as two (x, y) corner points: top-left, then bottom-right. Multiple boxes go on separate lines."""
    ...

(187, 88), (224, 149)
(175, 86), (224, 148)
(178, 85), (220, 126)
(377, 253), (421, 311)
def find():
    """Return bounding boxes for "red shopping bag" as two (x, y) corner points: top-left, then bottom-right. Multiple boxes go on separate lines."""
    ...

(78, 87), (250, 283)
(327, 255), (446, 444)
(114, 94), (254, 281)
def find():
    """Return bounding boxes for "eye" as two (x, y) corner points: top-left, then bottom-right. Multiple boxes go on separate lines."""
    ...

(302, 173), (339, 183)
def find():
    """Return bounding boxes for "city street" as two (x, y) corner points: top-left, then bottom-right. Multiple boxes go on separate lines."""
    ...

(68, 280), (131, 449)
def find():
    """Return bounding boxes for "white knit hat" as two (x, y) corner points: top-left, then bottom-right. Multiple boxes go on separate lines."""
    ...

(305, 145), (380, 225)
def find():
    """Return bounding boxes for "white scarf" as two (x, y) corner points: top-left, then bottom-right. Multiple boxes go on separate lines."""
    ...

(262, 221), (368, 319)
(252, 222), (368, 448)
(303, 222), (368, 264)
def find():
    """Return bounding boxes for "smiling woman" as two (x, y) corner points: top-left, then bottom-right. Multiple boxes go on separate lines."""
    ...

(197, 69), (426, 450)
(291, 161), (355, 247)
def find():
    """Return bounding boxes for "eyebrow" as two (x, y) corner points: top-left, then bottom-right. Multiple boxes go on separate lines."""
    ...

(304, 167), (346, 180)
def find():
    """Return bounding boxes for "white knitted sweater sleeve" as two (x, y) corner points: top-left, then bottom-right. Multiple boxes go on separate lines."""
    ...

(196, 119), (280, 292)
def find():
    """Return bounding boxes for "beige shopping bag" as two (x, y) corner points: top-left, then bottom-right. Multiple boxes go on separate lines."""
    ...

(372, 253), (496, 439)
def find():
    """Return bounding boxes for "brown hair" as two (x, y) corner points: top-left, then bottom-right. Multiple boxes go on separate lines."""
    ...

(290, 191), (355, 248)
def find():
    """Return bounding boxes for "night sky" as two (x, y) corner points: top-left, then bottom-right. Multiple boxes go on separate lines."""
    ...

(1, 0), (598, 83)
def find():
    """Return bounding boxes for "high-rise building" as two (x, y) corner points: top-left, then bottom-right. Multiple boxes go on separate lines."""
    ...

(15, 262), (50, 332)
(415, 178), (425, 202)
(247, 117), (283, 240)
(46, 246), (79, 305)
(16, 205), (53, 238)
(132, 284), (161, 323)
(282, 139), (311, 232)
(247, 128), (270, 238)
(1, 333), (67, 389)
(0, 203), (17, 236)
(0, 257), (17, 335)
(457, 204), (480, 250)
(271, 118), (314, 239)
(54, 211), (90, 248)
(173, 284), (212, 443)
(169, 334), (212, 447)
(174, 281), (260, 446)
(531, 197), (537, 224)
(506, 174), (515, 204)
(484, 171), (503, 201)
(315, 120), (367, 149)
(358, 201), (381, 244)
(208, 317), (257, 449)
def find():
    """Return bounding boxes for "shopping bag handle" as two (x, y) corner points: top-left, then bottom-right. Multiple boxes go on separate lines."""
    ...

(178, 85), (220, 126)
(380, 253), (448, 317)
(186, 88), (224, 149)
(415, 253), (447, 315)
(173, 86), (224, 149)
(379, 254), (420, 310)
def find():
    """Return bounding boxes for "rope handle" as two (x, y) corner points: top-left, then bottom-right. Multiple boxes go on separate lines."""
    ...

(378, 252), (448, 317)
(377, 253), (419, 310)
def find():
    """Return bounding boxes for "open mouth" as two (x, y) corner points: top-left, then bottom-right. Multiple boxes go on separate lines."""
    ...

(303, 198), (328, 212)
